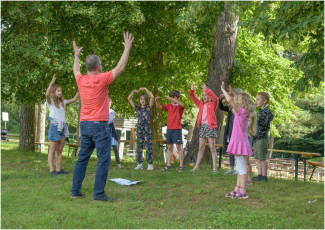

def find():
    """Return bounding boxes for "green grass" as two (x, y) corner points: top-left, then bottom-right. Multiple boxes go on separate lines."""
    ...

(1, 142), (324, 229)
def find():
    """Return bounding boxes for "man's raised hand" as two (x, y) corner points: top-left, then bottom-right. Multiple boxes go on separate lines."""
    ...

(72, 41), (83, 55)
(122, 32), (134, 50)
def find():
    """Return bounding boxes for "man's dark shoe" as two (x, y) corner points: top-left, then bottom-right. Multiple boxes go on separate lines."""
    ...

(260, 177), (268, 182)
(50, 171), (58, 176)
(58, 169), (69, 174)
(71, 193), (86, 199)
(93, 194), (116, 202)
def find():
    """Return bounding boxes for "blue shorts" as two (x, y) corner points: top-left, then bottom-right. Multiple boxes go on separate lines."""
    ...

(48, 123), (68, 142)
(166, 129), (183, 144)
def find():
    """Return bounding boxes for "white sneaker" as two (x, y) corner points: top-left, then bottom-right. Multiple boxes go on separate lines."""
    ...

(224, 169), (234, 175)
(147, 164), (154, 171)
(134, 164), (143, 170)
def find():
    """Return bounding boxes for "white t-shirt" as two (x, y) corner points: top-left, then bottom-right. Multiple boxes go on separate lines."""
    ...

(47, 99), (67, 122)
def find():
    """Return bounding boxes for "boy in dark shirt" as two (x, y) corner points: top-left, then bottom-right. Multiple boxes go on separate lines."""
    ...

(252, 92), (274, 182)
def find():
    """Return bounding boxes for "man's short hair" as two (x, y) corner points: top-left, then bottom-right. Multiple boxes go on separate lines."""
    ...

(257, 92), (270, 104)
(169, 90), (181, 98)
(85, 55), (101, 71)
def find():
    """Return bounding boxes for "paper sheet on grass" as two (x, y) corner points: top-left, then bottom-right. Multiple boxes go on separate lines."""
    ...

(109, 178), (143, 186)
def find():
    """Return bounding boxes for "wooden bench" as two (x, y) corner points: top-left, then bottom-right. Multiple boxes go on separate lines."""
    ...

(306, 161), (324, 181)
(67, 143), (80, 157)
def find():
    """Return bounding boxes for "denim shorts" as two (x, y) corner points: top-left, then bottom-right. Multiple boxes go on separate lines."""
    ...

(48, 123), (68, 142)
(166, 129), (183, 144)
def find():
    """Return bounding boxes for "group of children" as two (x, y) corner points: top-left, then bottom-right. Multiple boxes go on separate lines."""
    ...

(46, 76), (273, 199)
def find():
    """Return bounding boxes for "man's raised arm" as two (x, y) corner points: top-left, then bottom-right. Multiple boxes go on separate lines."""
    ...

(112, 32), (134, 81)
(72, 41), (83, 78)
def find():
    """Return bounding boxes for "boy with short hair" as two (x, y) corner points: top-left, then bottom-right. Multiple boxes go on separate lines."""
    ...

(252, 92), (274, 182)
(155, 90), (185, 172)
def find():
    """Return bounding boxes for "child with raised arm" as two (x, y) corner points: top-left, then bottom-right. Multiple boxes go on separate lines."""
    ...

(155, 90), (185, 172)
(128, 87), (155, 170)
(252, 92), (274, 182)
(221, 82), (256, 199)
(108, 97), (122, 168)
(46, 74), (79, 176)
(219, 86), (244, 175)
(189, 83), (219, 173)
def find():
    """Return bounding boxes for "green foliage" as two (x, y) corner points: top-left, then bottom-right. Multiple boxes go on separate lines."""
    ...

(1, 142), (324, 229)
(231, 28), (302, 137)
(274, 85), (324, 155)
(237, 1), (324, 90)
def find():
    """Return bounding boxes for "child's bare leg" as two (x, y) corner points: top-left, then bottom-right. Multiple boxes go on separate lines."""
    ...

(167, 144), (174, 167)
(261, 160), (267, 176)
(256, 159), (261, 175)
(245, 156), (252, 182)
(195, 138), (206, 169)
(176, 144), (184, 167)
(55, 137), (66, 172)
(48, 141), (58, 172)
(207, 138), (217, 171)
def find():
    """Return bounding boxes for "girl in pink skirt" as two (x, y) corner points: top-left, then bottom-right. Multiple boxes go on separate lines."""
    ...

(221, 82), (256, 199)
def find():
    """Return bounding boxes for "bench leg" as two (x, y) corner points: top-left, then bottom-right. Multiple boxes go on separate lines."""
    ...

(294, 154), (299, 181)
(309, 166), (316, 182)
(303, 158), (307, 182)
(156, 142), (160, 165)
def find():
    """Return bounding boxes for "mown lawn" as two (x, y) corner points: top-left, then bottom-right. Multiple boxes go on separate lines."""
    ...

(1, 141), (324, 229)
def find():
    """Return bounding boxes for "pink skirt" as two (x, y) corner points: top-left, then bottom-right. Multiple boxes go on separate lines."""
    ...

(227, 139), (253, 156)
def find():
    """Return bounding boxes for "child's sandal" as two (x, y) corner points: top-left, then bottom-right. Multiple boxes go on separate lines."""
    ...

(162, 166), (172, 171)
(225, 190), (237, 198)
(178, 167), (185, 172)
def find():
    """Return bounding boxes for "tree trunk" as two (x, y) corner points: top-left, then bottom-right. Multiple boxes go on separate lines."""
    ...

(19, 104), (35, 151)
(187, 2), (239, 165)
(150, 51), (164, 162)
(34, 102), (46, 152)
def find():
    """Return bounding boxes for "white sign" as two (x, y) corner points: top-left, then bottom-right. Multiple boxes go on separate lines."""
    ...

(2, 112), (8, 121)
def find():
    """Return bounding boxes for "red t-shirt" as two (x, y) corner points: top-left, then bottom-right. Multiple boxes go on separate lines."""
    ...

(76, 71), (113, 121)
(162, 104), (184, 129)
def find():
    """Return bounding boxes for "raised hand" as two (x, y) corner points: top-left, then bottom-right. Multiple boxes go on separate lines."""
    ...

(155, 96), (160, 102)
(201, 83), (207, 92)
(122, 32), (134, 50)
(227, 84), (234, 96)
(138, 87), (146, 91)
(191, 84), (195, 91)
(221, 82), (226, 91)
(219, 93), (225, 99)
(72, 41), (83, 55)
(51, 74), (56, 84)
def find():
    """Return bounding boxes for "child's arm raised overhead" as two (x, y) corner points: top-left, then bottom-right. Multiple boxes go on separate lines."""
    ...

(66, 91), (80, 105)
(128, 89), (138, 109)
(189, 83), (201, 108)
(155, 96), (162, 109)
(165, 96), (185, 108)
(221, 82), (239, 113)
(202, 83), (218, 102)
(46, 74), (56, 103)
(139, 87), (154, 108)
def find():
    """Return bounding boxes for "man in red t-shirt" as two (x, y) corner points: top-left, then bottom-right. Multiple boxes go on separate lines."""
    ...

(155, 90), (185, 172)
(71, 32), (134, 202)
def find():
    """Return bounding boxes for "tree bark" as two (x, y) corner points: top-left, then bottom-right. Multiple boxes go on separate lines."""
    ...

(186, 2), (239, 165)
(150, 51), (164, 162)
(19, 104), (35, 151)
(34, 102), (46, 152)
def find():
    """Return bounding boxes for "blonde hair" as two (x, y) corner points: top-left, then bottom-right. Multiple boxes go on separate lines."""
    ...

(46, 85), (65, 110)
(233, 88), (244, 95)
(234, 93), (257, 135)
(257, 92), (270, 104)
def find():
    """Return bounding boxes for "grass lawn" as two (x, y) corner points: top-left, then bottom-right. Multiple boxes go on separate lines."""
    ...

(1, 141), (324, 229)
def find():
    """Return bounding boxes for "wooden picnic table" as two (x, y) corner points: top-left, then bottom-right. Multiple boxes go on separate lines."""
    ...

(205, 143), (322, 181)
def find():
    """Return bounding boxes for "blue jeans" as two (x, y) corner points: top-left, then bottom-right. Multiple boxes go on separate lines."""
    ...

(71, 121), (111, 198)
